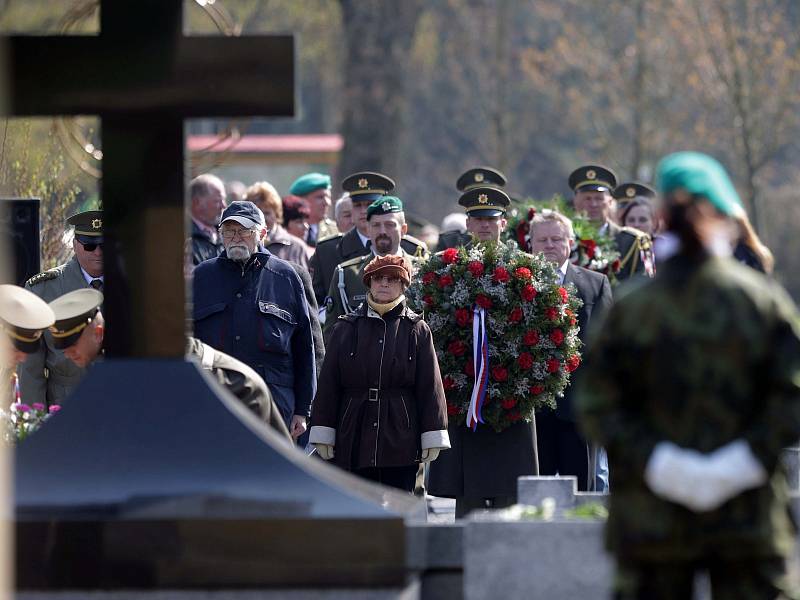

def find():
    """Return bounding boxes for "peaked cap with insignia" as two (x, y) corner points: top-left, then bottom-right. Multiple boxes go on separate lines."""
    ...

(48, 289), (103, 350)
(568, 165), (617, 193)
(456, 166), (507, 192)
(341, 171), (396, 204)
(67, 210), (103, 238)
(613, 181), (656, 202)
(366, 195), (404, 220)
(0, 284), (56, 353)
(458, 186), (510, 217)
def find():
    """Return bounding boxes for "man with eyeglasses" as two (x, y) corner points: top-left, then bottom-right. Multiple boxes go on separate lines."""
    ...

(18, 210), (105, 407)
(193, 201), (316, 441)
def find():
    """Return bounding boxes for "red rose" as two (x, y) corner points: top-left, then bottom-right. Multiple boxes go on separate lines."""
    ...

(464, 360), (475, 377)
(546, 358), (561, 373)
(442, 248), (459, 264)
(468, 261), (485, 277)
(550, 329), (565, 345)
(491, 366), (508, 382)
(448, 339), (467, 357)
(422, 271), (437, 285)
(517, 352), (534, 369)
(493, 267), (510, 283)
(475, 294), (493, 309)
(521, 284), (537, 302)
(530, 384), (545, 395)
(514, 267), (532, 280)
(612, 259), (621, 272)
(508, 410), (522, 422)
(527, 207), (537, 221)
(442, 376), (456, 391)
(545, 307), (559, 321)
(438, 274), (454, 288)
(501, 398), (517, 409)
(508, 307), (523, 323)
(558, 287), (569, 304)
(455, 308), (471, 327)
(446, 404), (460, 416)
(423, 295), (434, 306)
(581, 239), (597, 259)
(523, 330), (540, 346)
(566, 355), (581, 372)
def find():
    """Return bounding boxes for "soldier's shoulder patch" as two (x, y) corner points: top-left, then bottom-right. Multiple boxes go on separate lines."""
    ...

(26, 269), (61, 287)
(401, 234), (428, 250)
(340, 255), (366, 268)
(317, 233), (343, 246)
(619, 225), (648, 239)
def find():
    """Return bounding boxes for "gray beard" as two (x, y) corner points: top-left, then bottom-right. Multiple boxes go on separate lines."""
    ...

(227, 245), (252, 263)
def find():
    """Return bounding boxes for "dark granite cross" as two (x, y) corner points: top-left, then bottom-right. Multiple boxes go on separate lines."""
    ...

(4, 1), (420, 591)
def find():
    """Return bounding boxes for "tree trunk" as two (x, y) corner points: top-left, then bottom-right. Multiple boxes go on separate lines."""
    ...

(337, 0), (423, 180)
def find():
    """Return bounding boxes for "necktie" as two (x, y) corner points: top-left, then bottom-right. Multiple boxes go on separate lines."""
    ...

(365, 239), (372, 252)
(90, 279), (104, 292)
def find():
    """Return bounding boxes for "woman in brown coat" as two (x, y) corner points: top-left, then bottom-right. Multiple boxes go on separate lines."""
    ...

(309, 255), (450, 492)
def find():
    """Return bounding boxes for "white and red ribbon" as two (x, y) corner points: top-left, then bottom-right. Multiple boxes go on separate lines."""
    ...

(466, 306), (489, 430)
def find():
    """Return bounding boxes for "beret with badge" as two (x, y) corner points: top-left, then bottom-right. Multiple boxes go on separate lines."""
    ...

(48, 288), (104, 350)
(342, 171), (396, 205)
(0, 284), (56, 353)
(366, 195), (404, 221)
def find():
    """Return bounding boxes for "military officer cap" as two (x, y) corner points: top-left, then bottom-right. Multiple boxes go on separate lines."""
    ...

(341, 171), (396, 204)
(67, 210), (103, 246)
(568, 165), (617, 193)
(456, 166), (507, 192)
(458, 186), (510, 217)
(288, 172), (331, 197)
(655, 151), (742, 217)
(0, 284), (56, 353)
(48, 289), (104, 350)
(219, 200), (265, 229)
(613, 182), (656, 202)
(366, 195), (404, 221)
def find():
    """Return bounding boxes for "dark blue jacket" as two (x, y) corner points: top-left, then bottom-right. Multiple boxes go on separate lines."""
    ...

(193, 250), (316, 424)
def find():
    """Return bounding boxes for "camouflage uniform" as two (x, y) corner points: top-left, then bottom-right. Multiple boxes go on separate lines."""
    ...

(576, 254), (800, 599)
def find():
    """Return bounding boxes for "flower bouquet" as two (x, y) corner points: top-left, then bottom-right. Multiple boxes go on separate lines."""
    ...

(504, 196), (622, 283)
(0, 401), (61, 444)
(408, 241), (582, 432)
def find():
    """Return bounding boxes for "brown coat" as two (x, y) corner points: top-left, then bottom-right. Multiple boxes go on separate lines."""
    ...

(310, 301), (448, 470)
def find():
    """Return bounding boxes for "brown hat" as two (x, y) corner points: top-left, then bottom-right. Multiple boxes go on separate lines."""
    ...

(362, 255), (411, 287)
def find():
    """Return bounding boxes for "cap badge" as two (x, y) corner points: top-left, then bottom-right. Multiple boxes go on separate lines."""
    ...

(91, 218), (102, 230)
(475, 173), (484, 182)
(381, 201), (391, 211)
(358, 178), (369, 189)
(626, 187), (636, 198)
(478, 194), (489, 204)
(586, 169), (596, 180)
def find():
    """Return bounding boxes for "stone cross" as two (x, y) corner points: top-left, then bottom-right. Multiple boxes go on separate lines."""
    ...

(5, 0), (294, 356)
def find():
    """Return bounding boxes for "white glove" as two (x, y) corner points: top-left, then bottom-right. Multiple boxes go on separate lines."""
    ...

(691, 439), (767, 511)
(421, 447), (442, 463)
(645, 441), (708, 509)
(313, 443), (335, 460)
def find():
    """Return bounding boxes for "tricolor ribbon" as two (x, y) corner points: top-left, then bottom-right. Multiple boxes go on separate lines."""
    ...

(12, 371), (20, 404)
(466, 306), (489, 430)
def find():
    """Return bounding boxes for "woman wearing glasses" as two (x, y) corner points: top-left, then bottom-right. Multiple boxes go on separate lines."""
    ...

(309, 255), (450, 492)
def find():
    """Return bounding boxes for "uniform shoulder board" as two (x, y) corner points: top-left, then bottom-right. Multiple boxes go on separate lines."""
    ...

(26, 269), (60, 287)
(402, 234), (428, 250)
(339, 255), (366, 268)
(619, 225), (648, 238)
(317, 232), (343, 246)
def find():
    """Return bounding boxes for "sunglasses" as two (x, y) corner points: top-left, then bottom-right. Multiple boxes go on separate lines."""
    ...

(372, 275), (402, 285)
(77, 239), (103, 252)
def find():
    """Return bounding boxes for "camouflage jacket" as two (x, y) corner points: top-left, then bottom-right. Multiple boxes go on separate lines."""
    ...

(576, 253), (800, 561)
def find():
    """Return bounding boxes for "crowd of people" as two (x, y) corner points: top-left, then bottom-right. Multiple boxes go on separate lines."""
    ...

(2, 153), (800, 597)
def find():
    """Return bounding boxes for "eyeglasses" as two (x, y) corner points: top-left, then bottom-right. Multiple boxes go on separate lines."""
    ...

(372, 275), (402, 285)
(220, 227), (256, 241)
(77, 240), (103, 252)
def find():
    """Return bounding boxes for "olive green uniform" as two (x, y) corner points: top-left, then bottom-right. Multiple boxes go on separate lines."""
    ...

(18, 257), (92, 406)
(576, 254), (800, 599)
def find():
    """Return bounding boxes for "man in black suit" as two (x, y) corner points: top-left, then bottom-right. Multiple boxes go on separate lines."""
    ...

(529, 210), (613, 490)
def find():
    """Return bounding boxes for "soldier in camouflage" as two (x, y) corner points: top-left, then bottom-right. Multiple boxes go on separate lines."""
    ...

(576, 152), (800, 599)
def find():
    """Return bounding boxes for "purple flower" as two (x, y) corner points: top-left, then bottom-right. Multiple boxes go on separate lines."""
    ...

(15, 403), (31, 413)
(48, 405), (62, 414)
(32, 403), (45, 412)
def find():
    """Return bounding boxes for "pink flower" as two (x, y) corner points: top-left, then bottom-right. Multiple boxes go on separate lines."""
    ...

(48, 404), (62, 413)
(32, 403), (46, 411)
(14, 403), (31, 413)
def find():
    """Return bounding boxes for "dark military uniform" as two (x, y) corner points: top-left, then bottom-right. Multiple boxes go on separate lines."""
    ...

(435, 230), (472, 252)
(607, 221), (654, 281)
(576, 255), (800, 599)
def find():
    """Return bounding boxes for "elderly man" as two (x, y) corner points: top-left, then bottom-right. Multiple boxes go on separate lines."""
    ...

(193, 200), (315, 439)
(323, 196), (428, 335)
(529, 210), (612, 491)
(189, 173), (226, 266)
(568, 165), (653, 281)
(288, 172), (338, 247)
(18, 210), (104, 406)
(334, 193), (354, 233)
(310, 171), (427, 309)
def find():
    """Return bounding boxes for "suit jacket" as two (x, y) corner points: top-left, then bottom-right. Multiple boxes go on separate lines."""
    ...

(555, 263), (613, 421)
(19, 256), (91, 406)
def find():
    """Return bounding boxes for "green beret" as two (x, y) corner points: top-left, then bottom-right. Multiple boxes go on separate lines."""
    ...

(288, 172), (331, 197)
(367, 196), (404, 220)
(655, 152), (741, 217)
